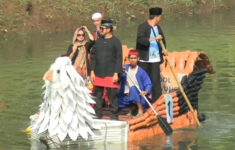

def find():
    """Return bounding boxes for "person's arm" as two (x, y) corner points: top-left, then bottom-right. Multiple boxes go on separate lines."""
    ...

(113, 38), (123, 83)
(90, 43), (97, 82)
(142, 69), (152, 94)
(114, 38), (123, 74)
(136, 23), (150, 47)
(82, 26), (94, 41)
(157, 25), (168, 57)
(158, 25), (166, 48)
(90, 43), (97, 70)
(85, 40), (95, 53)
(139, 70), (152, 96)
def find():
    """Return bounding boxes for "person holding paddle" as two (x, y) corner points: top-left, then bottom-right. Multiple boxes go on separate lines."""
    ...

(122, 49), (172, 135)
(118, 50), (152, 116)
(136, 7), (167, 103)
(66, 26), (94, 78)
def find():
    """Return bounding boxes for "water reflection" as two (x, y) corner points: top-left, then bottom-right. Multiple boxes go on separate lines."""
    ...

(30, 130), (198, 150)
(31, 139), (128, 150)
(128, 130), (198, 150)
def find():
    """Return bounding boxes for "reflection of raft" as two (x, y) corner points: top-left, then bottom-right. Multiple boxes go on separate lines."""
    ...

(29, 46), (214, 148)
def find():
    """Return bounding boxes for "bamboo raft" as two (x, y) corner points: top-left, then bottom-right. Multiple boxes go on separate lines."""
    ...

(121, 45), (214, 142)
(29, 45), (214, 149)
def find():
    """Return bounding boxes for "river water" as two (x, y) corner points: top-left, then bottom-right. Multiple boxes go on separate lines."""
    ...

(0, 9), (234, 150)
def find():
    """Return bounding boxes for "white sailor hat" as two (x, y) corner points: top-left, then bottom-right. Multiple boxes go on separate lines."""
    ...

(92, 12), (102, 20)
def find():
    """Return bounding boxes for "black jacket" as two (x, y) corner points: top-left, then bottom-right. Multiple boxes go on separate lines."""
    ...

(91, 36), (122, 77)
(136, 21), (166, 63)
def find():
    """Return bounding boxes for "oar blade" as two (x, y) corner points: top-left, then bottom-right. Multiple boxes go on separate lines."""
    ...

(157, 115), (173, 136)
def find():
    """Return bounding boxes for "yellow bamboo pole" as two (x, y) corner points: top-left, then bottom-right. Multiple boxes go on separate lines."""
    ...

(159, 40), (201, 127)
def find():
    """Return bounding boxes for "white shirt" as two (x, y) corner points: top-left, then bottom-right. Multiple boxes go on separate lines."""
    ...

(124, 66), (139, 94)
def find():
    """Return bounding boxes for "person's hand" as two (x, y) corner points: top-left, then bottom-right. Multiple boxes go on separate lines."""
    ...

(139, 91), (148, 96)
(112, 73), (118, 83)
(73, 42), (79, 47)
(90, 71), (95, 82)
(155, 35), (163, 40)
(82, 26), (94, 41)
(82, 26), (89, 32)
(74, 42), (84, 47)
(163, 49), (168, 56)
(149, 37), (156, 42)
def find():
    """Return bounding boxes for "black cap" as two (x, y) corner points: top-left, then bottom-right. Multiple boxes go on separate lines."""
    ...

(101, 20), (113, 28)
(149, 7), (162, 16)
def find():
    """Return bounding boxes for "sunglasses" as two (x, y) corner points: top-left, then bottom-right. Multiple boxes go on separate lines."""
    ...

(77, 34), (85, 37)
(100, 27), (107, 31)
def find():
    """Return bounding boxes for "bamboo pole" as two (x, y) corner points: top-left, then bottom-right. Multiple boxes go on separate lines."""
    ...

(159, 40), (201, 127)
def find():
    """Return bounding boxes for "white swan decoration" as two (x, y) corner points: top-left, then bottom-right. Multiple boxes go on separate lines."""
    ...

(31, 56), (99, 142)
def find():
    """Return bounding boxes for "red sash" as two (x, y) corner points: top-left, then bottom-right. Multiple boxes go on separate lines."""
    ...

(93, 76), (119, 88)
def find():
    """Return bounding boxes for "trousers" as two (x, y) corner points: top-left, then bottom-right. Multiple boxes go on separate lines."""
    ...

(139, 62), (162, 103)
(93, 86), (119, 120)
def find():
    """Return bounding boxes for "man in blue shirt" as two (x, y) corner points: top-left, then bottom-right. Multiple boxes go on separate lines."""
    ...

(118, 50), (152, 116)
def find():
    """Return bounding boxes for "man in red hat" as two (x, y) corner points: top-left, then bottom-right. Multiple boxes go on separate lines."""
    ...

(118, 50), (152, 116)
(136, 7), (167, 103)
(90, 20), (122, 120)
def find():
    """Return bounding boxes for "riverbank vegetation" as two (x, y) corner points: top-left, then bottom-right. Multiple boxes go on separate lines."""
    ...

(0, 0), (234, 35)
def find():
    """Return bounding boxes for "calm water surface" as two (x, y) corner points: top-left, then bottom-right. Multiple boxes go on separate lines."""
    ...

(0, 10), (234, 150)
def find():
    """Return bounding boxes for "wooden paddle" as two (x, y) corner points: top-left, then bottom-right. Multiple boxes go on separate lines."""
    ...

(125, 70), (173, 135)
(159, 40), (201, 127)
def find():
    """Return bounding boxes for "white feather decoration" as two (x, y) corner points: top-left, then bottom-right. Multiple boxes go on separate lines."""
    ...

(68, 127), (78, 141)
(48, 113), (59, 133)
(31, 57), (99, 142)
(38, 109), (50, 134)
(70, 114), (78, 130)
(58, 126), (67, 141)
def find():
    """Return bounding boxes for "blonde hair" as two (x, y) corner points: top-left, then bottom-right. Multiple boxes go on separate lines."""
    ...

(72, 27), (85, 44)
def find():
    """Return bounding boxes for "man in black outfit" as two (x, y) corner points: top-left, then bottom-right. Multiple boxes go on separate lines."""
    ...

(90, 20), (122, 120)
(136, 7), (167, 103)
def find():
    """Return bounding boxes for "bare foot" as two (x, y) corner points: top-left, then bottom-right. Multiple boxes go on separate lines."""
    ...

(126, 112), (132, 116)
(136, 112), (143, 117)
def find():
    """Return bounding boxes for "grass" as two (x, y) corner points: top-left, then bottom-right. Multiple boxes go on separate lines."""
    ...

(0, 0), (229, 34)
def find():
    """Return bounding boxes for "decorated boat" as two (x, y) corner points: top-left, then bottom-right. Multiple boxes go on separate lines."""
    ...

(27, 45), (214, 149)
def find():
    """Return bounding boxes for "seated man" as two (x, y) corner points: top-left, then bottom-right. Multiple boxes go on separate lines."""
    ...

(118, 50), (152, 116)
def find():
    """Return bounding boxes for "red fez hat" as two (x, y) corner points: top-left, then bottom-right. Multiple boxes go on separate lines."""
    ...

(128, 49), (139, 57)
